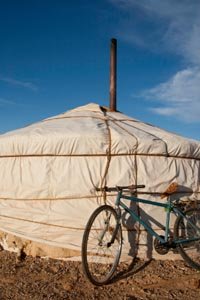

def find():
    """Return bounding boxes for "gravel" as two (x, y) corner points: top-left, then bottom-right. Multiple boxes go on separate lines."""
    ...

(0, 250), (200, 299)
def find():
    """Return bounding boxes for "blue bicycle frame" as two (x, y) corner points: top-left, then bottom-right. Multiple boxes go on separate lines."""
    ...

(115, 190), (200, 245)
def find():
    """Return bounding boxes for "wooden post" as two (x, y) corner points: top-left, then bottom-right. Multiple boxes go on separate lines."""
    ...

(110, 38), (117, 111)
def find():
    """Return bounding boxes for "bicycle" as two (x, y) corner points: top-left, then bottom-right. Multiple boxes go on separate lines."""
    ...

(81, 183), (200, 285)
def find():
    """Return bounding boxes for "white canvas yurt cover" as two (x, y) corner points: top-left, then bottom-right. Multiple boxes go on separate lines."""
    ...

(0, 103), (200, 260)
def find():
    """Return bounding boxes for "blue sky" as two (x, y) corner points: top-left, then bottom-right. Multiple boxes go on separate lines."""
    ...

(0, 0), (199, 140)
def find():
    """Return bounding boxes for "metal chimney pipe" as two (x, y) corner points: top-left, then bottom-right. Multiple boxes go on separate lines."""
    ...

(109, 38), (117, 111)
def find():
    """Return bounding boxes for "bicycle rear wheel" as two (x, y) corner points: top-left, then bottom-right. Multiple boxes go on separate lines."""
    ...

(174, 208), (200, 270)
(82, 205), (122, 285)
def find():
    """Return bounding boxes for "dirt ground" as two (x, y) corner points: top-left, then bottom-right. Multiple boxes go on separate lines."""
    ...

(0, 250), (200, 300)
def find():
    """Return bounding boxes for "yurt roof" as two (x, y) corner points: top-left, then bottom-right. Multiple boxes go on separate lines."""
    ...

(0, 103), (200, 159)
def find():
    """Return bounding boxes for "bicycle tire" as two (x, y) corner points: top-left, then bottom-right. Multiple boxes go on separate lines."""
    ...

(174, 208), (200, 270)
(81, 205), (122, 285)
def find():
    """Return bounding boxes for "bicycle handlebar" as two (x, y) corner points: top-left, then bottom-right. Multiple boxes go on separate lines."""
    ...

(95, 185), (145, 192)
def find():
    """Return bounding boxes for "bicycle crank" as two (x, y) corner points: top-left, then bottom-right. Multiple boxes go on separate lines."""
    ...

(154, 235), (170, 255)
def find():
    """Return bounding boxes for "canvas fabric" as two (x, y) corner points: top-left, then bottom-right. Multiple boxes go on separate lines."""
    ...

(0, 103), (199, 260)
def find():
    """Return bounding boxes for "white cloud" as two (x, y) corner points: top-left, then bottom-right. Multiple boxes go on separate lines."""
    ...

(110, 0), (200, 63)
(0, 77), (38, 91)
(110, 0), (200, 122)
(143, 68), (200, 122)
(0, 98), (15, 106)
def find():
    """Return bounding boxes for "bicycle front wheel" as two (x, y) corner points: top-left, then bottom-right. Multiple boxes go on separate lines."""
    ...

(174, 208), (200, 270)
(81, 205), (122, 285)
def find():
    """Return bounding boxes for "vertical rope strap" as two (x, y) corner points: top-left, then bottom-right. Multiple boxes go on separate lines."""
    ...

(97, 112), (112, 206)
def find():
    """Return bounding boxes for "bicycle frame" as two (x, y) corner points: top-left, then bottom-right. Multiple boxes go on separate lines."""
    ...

(115, 190), (200, 246)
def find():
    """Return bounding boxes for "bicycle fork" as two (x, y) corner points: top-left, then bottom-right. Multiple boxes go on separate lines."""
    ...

(98, 213), (112, 246)
(98, 208), (121, 248)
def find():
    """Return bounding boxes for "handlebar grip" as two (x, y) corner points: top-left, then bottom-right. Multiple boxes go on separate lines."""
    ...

(136, 185), (145, 189)
(95, 186), (117, 192)
(95, 185), (145, 192)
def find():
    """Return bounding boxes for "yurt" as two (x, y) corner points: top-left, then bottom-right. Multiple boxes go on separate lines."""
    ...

(0, 103), (200, 260)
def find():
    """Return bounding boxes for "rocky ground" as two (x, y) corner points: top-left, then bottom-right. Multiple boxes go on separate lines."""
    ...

(0, 250), (200, 299)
